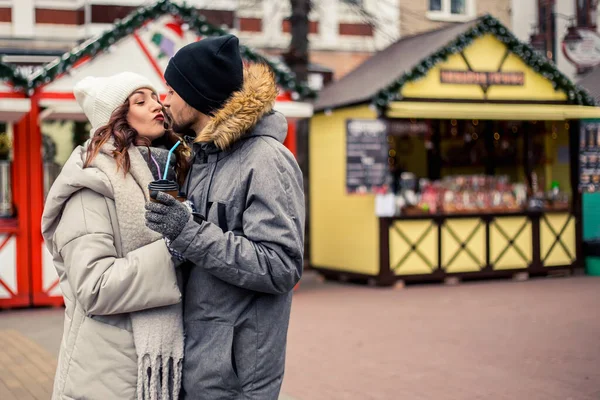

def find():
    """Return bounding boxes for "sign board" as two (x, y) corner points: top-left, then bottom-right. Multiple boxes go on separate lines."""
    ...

(387, 119), (430, 136)
(346, 119), (389, 194)
(440, 70), (525, 86)
(579, 120), (600, 193)
(563, 28), (600, 68)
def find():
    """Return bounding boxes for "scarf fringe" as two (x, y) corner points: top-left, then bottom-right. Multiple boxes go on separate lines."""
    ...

(137, 353), (183, 400)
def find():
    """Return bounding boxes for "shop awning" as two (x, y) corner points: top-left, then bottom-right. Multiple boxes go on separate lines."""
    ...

(386, 101), (600, 121)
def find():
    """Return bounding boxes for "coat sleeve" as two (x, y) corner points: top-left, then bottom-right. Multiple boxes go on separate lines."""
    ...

(56, 190), (181, 316)
(170, 146), (305, 294)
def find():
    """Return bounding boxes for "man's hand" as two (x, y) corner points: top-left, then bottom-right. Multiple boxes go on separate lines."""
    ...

(145, 192), (192, 241)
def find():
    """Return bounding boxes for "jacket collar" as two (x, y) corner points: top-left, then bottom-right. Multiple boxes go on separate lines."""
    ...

(194, 63), (278, 150)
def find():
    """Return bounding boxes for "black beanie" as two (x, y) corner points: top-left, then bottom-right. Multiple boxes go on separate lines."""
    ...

(164, 34), (244, 115)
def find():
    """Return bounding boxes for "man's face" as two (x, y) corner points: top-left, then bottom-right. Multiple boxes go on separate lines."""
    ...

(163, 85), (201, 133)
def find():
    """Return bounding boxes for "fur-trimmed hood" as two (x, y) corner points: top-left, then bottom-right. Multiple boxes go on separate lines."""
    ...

(195, 63), (285, 150)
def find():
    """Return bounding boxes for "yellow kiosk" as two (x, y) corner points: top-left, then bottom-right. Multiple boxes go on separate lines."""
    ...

(310, 15), (600, 285)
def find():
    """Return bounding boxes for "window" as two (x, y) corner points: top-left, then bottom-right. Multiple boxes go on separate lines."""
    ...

(451, 0), (466, 14)
(533, 0), (556, 62)
(429, 0), (442, 11)
(577, 0), (597, 28)
(428, 0), (474, 22)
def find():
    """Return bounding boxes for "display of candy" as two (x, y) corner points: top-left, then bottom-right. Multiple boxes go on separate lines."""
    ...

(403, 174), (569, 216)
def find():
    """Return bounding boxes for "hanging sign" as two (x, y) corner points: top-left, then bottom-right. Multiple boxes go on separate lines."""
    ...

(346, 119), (389, 194)
(562, 28), (600, 68)
(440, 70), (524, 86)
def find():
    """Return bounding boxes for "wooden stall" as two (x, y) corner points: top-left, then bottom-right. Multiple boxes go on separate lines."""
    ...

(0, 64), (33, 307)
(309, 15), (600, 285)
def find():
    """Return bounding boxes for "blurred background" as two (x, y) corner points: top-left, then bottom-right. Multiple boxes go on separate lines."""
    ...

(1, 1), (600, 399)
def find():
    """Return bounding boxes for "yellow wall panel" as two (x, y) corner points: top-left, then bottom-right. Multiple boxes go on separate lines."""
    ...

(309, 106), (380, 275)
(541, 214), (576, 267)
(490, 217), (532, 270)
(390, 220), (438, 275)
(442, 218), (485, 273)
(487, 53), (567, 101)
(400, 34), (567, 102)
(461, 34), (511, 70)
(401, 52), (484, 100)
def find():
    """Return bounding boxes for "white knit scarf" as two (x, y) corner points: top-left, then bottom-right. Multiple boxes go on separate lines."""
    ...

(90, 142), (184, 400)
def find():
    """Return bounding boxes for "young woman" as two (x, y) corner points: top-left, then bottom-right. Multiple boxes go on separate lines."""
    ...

(41, 72), (190, 400)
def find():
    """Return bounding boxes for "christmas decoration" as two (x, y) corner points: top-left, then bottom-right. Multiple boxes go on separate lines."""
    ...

(151, 21), (185, 59)
(0, 61), (29, 92)
(29, 0), (316, 99)
(372, 14), (596, 112)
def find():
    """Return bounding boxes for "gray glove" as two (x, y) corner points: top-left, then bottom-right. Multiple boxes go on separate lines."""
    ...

(145, 191), (193, 241)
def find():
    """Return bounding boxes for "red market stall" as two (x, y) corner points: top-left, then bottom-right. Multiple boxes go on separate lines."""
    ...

(21, 0), (314, 307)
(0, 65), (33, 308)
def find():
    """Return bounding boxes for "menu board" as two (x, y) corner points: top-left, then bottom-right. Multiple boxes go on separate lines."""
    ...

(346, 119), (389, 194)
(579, 121), (600, 192)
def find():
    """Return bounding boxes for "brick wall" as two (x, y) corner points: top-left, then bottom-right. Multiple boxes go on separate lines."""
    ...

(309, 50), (373, 79)
(400, 0), (512, 36)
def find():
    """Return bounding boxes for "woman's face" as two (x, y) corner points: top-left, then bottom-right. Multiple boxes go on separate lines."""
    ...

(127, 88), (165, 142)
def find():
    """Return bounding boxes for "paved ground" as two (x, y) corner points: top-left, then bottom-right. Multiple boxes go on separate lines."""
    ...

(1, 272), (600, 399)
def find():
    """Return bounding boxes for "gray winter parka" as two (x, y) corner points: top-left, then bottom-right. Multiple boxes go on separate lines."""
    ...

(169, 63), (305, 399)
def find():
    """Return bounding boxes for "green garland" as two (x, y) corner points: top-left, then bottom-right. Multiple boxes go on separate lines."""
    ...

(0, 61), (29, 91)
(28, 0), (316, 99)
(372, 14), (596, 111)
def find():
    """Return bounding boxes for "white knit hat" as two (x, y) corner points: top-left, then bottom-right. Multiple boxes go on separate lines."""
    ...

(74, 71), (158, 133)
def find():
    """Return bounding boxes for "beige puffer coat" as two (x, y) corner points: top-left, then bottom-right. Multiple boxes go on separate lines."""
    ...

(41, 143), (181, 400)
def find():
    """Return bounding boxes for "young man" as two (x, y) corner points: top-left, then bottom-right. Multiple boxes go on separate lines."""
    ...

(144, 34), (305, 399)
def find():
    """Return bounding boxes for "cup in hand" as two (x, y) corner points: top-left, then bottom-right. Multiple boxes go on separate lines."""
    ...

(148, 180), (186, 203)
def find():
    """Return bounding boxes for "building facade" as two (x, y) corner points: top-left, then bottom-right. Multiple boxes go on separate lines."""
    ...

(511, 0), (600, 81)
(400, 0), (511, 36)
(0, 0), (399, 83)
(0, 0), (519, 84)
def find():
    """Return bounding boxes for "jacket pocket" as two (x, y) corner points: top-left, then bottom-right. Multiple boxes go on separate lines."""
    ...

(207, 201), (230, 232)
(62, 316), (137, 399)
(183, 321), (240, 398)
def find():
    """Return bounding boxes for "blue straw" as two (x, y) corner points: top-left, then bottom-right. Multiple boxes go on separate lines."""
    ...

(163, 140), (181, 180)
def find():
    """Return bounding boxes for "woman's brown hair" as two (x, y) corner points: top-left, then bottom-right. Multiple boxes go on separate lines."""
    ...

(83, 97), (191, 187)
